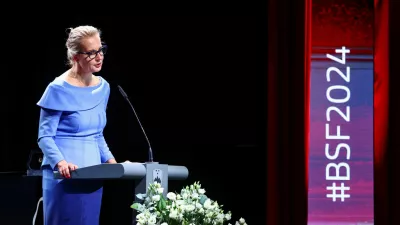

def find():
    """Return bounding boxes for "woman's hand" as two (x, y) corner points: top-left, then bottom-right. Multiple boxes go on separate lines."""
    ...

(123, 160), (141, 163)
(106, 158), (117, 164)
(56, 160), (78, 178)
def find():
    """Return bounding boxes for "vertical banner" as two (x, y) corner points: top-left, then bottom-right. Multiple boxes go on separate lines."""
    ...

(308, 0), (374, 224)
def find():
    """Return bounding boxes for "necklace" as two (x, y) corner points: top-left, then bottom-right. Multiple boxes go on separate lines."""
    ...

(68, 71), (93, 86)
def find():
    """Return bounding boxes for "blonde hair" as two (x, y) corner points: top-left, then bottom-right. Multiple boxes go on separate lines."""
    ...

(65, 25), (102, 67)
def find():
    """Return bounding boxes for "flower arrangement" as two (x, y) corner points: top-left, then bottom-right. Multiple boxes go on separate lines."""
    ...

(131, 181), (248, 225)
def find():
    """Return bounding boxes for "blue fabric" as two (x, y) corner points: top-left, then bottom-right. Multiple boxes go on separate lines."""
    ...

(42, 167), (104, 225)
(37, 74), (115, 225)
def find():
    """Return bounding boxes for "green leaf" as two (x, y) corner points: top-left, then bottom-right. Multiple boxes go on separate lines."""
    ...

(157, 195), (167, 211)
(160, 196), (167, 209)
(131, 203), (140, 210)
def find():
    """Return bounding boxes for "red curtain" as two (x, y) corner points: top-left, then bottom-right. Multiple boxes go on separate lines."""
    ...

(266, 0), (311, 224)
(374, 0), (389, 224)
(387, 0), (400, 224)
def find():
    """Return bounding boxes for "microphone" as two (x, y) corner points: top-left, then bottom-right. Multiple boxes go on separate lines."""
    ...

(117, 85), (154, 162)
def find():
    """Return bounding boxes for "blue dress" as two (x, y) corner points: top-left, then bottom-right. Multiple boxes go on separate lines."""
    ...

(37, 74), (115, 225)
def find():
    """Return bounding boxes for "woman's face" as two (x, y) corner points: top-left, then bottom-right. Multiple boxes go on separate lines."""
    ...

(75, 34), (106, 74)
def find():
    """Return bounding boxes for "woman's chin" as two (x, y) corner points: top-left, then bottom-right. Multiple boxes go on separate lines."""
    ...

(92, 67), (102, 73)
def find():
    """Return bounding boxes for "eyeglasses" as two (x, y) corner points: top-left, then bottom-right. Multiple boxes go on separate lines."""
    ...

(77, 45), (108, 59)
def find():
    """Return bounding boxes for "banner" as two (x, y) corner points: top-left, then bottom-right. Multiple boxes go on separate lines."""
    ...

(308, 0), (374, 224)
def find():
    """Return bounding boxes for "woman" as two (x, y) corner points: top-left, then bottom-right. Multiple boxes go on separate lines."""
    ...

(37, 25), (117, 225)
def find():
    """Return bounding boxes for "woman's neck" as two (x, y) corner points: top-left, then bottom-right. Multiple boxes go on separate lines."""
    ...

(69, 66), (93, 86)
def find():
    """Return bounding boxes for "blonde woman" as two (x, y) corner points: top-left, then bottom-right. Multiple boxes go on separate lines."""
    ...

(37, 25), (116, 225)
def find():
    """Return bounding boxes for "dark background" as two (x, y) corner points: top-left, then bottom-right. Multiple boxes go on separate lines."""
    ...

(0, 16), (267, 224)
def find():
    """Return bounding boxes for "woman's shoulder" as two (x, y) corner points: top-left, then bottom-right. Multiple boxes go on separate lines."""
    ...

(37, 72), (110, 111)
(47, 73), (109, 90)
(95, 75), (110, 87)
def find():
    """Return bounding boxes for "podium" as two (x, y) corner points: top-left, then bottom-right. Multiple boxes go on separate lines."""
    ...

(53, 162), (189, 224)
(54, 162), (188, 195)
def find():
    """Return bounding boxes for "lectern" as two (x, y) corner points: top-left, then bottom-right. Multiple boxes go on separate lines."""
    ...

(54, 162), (189, 196)
(53, 162), (189, 224)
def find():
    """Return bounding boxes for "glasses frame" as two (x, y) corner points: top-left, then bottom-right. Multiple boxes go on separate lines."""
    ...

(77, 43), (108, 59)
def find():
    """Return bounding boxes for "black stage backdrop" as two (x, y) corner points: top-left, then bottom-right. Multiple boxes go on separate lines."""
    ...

(0, 16), (267, 224)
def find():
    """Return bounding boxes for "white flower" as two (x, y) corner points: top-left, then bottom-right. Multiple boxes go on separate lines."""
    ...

(196, 202), (203, 209)
(136, 213), (146, 224)
(153, 182), (161, 188)
(178, 204), (185, 212)
(133, 182), (248, 225)
(157, 188), (164, 194)
(167, 192), (176, 200)
(137, 218), (146, 224)
(185, 205), (195, 212)
(152, 195), (160, 202)
(139, 204), (146, 212)
(148, 216), (156, 225)
(182, 193), (188, 199)
(217, 213), (225, 222)
(191, 193), (199, 199)
(169, 209), (178, 219)
(176, 200), (185, 206)
(204, 199), (212, 209)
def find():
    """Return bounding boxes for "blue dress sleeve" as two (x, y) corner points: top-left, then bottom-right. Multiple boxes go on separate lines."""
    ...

(37, 108), (65, 169)
(97, 132), (115, 163)
(97, 86), (115, 163)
